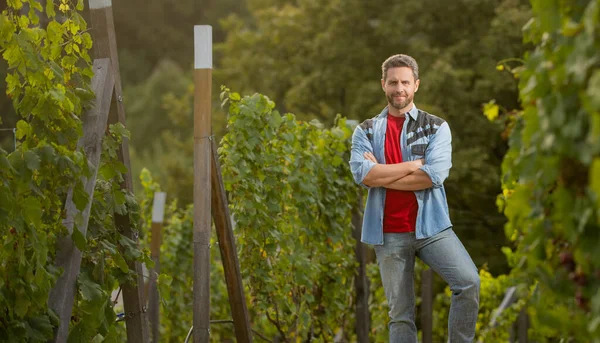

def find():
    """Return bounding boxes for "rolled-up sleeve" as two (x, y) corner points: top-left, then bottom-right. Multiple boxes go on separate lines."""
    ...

(349, 126), (376, 189)
(419, 122), (452, 188)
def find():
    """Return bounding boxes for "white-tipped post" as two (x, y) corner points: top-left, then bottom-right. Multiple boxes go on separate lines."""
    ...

(151, 192), (166, 223)
(193, 24), (212, 343)
(89, 0), (112, 9)
(194, 26), (212, 69)
(149, 191), (166, 342)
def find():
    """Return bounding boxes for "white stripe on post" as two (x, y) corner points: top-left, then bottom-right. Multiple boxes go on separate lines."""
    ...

(89, 0), (112, 9)
(194, 26), (212, 69)
(151, 192), (167, 223)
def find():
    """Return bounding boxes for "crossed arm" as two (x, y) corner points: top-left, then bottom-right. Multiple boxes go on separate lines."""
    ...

(349, 122), (451, 191)
(362, 152), (433, 191)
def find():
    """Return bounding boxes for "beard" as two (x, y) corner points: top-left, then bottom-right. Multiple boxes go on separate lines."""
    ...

(387, 92), (414, 111)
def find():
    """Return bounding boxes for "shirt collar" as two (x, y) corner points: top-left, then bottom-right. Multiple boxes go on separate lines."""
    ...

(381, 104), (419, 120)
(407, 105), (419, 120)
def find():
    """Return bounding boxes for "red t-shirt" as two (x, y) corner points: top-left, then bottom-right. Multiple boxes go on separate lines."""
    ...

(383, 114), (418, 233)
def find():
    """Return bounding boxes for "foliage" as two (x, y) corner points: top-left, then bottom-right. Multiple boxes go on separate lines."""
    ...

(218, 88), (359, 340)
(135, 89), (360, 341)
(138, 169), (232, 342)
(67, 123), (152, 343)
(0, 0), (93, 340)
(495, 0), (600, 341)
(0, 1), (150, 341)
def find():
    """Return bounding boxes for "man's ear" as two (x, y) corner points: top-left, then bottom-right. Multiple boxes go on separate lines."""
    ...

(381, 78), (385, 91)
(415, 79), (420, 92)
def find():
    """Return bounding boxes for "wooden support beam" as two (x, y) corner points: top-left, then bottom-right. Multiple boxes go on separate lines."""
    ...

(517, 307), (529, 343)
(88, 1), (149, 342)
(210, 139), (253, 343)
(351, 193), (370, 342)
(193, 25), (212, 343)
(88, 0), (131, 189)
(48, 58), (114, 343)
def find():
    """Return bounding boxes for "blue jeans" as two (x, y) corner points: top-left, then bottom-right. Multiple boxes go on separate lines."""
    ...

(374, 229), (480, 343)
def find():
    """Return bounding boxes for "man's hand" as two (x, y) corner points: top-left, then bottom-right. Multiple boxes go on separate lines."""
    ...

(361, 152), (431, 190)
(364, 152), (378, 163)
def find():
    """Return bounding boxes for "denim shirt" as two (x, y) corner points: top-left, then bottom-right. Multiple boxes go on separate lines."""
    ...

(349, 105), (453, 244)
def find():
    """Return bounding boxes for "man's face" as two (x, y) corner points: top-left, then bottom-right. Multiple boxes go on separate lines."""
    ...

(381, 67), (420, 112)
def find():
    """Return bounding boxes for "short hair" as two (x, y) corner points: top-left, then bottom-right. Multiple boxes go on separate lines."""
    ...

(382, 54), (419, 81)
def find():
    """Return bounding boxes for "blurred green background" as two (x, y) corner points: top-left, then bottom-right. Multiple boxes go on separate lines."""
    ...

(0, 0), (532, 277)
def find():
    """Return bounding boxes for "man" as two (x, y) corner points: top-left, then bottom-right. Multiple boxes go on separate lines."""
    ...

(349, 54), (480, 342)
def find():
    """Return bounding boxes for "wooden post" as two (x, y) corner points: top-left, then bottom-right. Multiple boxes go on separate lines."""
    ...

(193, 25), (212, 343)
(421, 268), (433, 343)
(210, 139), (253, 342)
(517, 307), (528, 343)
(48, 59), (114, 343)
(148, 192), (166, 342)
(88, 1), (150, 342)
(351, 192), (370, 342)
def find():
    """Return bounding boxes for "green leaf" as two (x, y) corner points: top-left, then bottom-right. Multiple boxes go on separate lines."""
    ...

(109, 122), (130, 140)
(71, 227), (87, 251)
(73, 183), (90, 211)
(100, 241), (117, 255)
(15, 120), (30, 139)
(118, 235), (142, 261)
(114, 161), (128, 174)
(98, 163), (118, 180)
(79, 273), (104, 303)
(15, 292), (30, 317)
(46, 21), (62, 43)
(26, 315), (53, 341)
(158, 274), (173, 302)
(229, 92), (241, 101)
(113, 252), (129, 273)
(112, 189), (126, 206)
(67, 321), (91, 343)
(23, 150), (41, 171)
(23, 196), (42, 228)
(48, 309), (60, 326)
(331, 155), (343, 167)
(269, 111), (282, 128)
(82, 32), (93, 49)
(46, 0), (56, 18)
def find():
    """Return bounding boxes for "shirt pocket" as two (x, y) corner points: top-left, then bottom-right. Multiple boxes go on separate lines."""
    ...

(411, 143), (427, 156)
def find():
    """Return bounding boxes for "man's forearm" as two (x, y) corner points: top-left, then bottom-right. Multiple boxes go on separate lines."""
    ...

(363, 161), (422, 187)
(383, 169), (433, 191)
